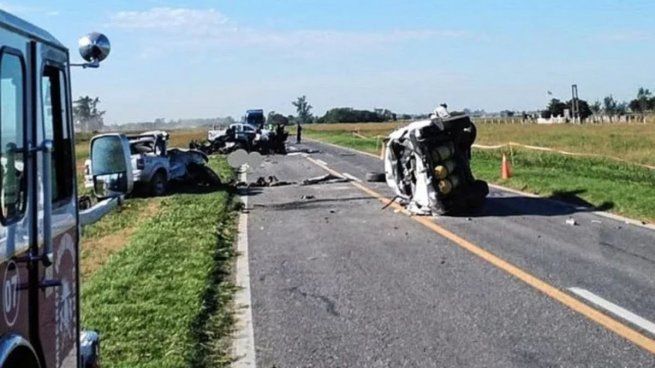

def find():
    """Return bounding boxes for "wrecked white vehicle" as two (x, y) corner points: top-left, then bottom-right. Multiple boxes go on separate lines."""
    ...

(85, 131), (220, 196)
(384, 114), (488, 215)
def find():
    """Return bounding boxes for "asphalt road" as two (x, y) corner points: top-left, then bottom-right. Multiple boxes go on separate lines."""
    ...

(242, 140), (655, 367)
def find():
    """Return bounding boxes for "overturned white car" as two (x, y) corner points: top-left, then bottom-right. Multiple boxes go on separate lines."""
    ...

(384, 114), (488, 215)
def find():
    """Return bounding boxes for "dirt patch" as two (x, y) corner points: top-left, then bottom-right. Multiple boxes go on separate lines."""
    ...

(80, 199), (162, 281)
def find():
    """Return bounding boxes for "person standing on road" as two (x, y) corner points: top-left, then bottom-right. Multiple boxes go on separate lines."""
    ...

(296, 122), (302, 144)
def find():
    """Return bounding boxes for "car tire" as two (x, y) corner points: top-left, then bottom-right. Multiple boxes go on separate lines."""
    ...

(200, 166), (222, 187)
(150, 171), (167, 196)
(365, 172), (386, 182)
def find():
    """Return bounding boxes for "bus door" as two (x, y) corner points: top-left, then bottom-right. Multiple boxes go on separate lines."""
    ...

(0, 30), (38, 367)
(35, 42), (79, 368)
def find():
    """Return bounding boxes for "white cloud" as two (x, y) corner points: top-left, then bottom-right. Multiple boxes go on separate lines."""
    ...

(0, 2), (60, 17)
(108, 7), (470, 53)
(110, 7), (229, 31)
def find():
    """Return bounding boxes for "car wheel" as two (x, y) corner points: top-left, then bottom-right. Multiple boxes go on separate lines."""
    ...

(150, 171), (167, 196)
(201, 166), (222, 187)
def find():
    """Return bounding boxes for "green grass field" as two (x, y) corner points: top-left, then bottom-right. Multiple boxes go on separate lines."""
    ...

(306, 121), (655, 166)
(76, 130), (240, 367)
(305, 123), (655, 223)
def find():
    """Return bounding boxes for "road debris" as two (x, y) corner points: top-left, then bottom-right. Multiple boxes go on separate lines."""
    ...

(301, 174), (350, 185)
(365, 172), (386, 182)
(287, 146), (319, 154)
(565, 218), (578, 226)
(240, 176), (295, 187)
(238, 173), (350, 188)
(384, 113), (489, 215)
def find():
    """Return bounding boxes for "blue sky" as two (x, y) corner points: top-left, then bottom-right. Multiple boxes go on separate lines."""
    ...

(4, 0), (655, 123)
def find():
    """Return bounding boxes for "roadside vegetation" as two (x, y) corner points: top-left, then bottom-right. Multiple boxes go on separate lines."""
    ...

(304, 122), (655, 222)
(75, 132), (240, 367)
(80, 157), (238, 367)
(80, 197), (163, 281)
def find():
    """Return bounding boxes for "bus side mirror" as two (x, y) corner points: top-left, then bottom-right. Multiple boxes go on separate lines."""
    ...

(89, 134), (133, 198)
(74, 32), (110, 69)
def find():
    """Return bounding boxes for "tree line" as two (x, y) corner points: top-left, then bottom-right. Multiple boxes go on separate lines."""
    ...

(542, 87), (655, 121)
(268, 96), (412, 125)
(73, 87), (655, 131)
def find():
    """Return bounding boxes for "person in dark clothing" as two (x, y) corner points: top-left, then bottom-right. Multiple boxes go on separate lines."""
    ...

(296, 123), (302, 144)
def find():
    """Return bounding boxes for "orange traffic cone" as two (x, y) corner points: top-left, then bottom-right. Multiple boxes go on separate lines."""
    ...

(501, 153), (512, 179)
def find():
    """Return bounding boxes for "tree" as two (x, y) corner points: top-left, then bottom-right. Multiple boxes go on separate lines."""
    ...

(628, 87), (653, 113)
(637, 88), (652, 112)
(616, 101), (628, 116)
(268, 112), (289, 125)
(546, 98), (567, 118)
(73, 96), (105, 132)
(292, 96), (313, 124)
(316, 107), (391, 124)
(590, 100), (601, 115)
(567, 99), (592, 120)
(267, 110), (277, 123)
(603, 95), (618, 121)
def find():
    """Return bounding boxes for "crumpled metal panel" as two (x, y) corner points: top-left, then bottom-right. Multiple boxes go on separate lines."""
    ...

(384, 115), (488, 215)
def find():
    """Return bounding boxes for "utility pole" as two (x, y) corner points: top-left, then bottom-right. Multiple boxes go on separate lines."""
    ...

(571, 84), (580, 123)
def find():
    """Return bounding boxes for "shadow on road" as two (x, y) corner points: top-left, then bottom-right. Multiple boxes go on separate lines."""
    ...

(461, 189), (614, 218)
(548, 189), (614, 211)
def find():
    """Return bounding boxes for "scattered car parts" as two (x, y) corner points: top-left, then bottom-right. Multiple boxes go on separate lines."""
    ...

(238, 173), (351, 188)
(301, 173), (350, 185)
(365, 172), (386, 182)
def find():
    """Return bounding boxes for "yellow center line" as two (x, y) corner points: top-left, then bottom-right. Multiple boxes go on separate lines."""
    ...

(305, 156), (655, 356)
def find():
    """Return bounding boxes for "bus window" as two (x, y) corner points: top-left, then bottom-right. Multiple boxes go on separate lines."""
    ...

(42, 65), (73, 204)
(0, 51), (26, 225)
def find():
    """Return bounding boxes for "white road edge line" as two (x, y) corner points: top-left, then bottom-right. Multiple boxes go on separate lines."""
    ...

(568, 287), (655, 336)
(232, 170), (257, 368)
(315, 158), (328, 166)
(342, 172), (362, 183)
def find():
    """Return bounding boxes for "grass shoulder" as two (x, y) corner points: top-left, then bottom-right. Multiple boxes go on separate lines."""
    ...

(81, 156), (240, 367)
